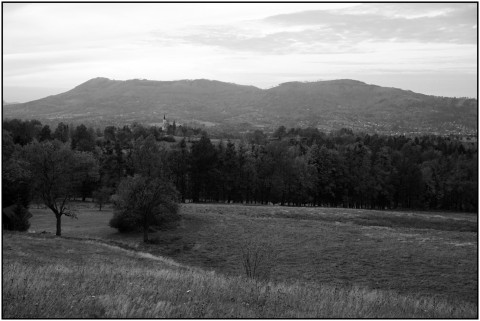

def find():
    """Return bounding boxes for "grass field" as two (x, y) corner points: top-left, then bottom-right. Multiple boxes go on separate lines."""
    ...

(4, 201), (478, 317)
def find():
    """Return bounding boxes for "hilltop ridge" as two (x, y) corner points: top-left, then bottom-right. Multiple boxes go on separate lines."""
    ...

(3, 77), (477, 135)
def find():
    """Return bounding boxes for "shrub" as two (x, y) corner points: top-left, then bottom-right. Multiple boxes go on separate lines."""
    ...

(109, 175), (180, 241)
(109, 206), (181, 233)
(240, 239), (278, 281)
(3, 203), (32, 231)
(109, 210), (139, 233)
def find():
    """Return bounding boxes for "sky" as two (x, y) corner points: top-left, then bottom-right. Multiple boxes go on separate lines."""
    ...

(3, 3), (478, 102)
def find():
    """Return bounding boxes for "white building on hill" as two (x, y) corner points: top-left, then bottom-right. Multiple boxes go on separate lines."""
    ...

(162, 114), (169, 131)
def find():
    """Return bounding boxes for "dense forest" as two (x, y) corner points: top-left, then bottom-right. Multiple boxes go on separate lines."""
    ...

(3, 119), (478, 213)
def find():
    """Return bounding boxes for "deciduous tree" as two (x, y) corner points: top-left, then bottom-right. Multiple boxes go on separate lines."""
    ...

(20, 140), (97, 236)
(110, 175), (179, 242)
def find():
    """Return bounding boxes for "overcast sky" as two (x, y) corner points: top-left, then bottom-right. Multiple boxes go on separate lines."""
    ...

(3, 3), (477, 102)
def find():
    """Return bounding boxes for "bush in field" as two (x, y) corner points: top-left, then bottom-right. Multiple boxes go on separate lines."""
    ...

(109, 210), (138, 232)
(241, 239), (278, 281)
(3, 203), (32, 231)
(2, 131), (32, 209)
(109, 175), (180, 242)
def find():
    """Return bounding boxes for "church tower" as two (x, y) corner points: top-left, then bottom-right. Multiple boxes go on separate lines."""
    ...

(162, 114), (168, 131)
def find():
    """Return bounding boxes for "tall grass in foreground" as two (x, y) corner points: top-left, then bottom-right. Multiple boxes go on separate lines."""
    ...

(3, 257), (476, 318)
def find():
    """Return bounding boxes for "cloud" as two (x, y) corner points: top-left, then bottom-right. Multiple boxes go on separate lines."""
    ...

(264, 4), (477, 44)
(337, 3), (473, 18)
(3, 3), (477, 99)
(148, 3), (476, 56)
(171, 29), (334, 54)
(151, 24), (371, 55)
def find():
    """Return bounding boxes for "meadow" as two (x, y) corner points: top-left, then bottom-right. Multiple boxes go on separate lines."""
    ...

(3, 202), (478, 318)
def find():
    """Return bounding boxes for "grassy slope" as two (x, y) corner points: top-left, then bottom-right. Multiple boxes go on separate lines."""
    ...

(10, 202), (477, 317)
(3, 232), (476, 318)
(152, 205), (478, 303)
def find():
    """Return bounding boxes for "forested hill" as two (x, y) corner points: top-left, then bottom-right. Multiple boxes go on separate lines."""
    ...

(3, 77), (477, 135)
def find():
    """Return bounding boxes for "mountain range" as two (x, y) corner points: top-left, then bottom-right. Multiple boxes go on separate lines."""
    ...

(3, 77), (477, 135)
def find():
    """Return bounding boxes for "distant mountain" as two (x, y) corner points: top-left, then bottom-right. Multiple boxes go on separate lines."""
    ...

(2, 100), (20, 106)
(3, 77), (477, 135)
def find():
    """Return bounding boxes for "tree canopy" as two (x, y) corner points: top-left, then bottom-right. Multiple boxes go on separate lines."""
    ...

(3, 118), (477, 215)
(19, 139), (98, 235)
(110, 175), (179, 242)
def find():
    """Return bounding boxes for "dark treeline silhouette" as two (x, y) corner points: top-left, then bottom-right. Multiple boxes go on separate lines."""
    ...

(3, 119), (477, 212)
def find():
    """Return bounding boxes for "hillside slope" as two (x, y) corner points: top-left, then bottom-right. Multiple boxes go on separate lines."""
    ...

(3, 232), (476, 318)
(3, 77), (477, 135)
(260, 80), (477, 134)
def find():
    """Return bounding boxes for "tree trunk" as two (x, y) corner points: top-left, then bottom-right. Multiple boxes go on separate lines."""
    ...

(56, 214), (62, 236)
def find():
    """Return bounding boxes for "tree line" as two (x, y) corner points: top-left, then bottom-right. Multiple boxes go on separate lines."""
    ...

(3, 119), (477, 230)
(176, 128), (477, 212)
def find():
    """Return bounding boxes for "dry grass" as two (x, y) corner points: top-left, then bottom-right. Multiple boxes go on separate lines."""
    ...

(3, 233), (477, 318)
